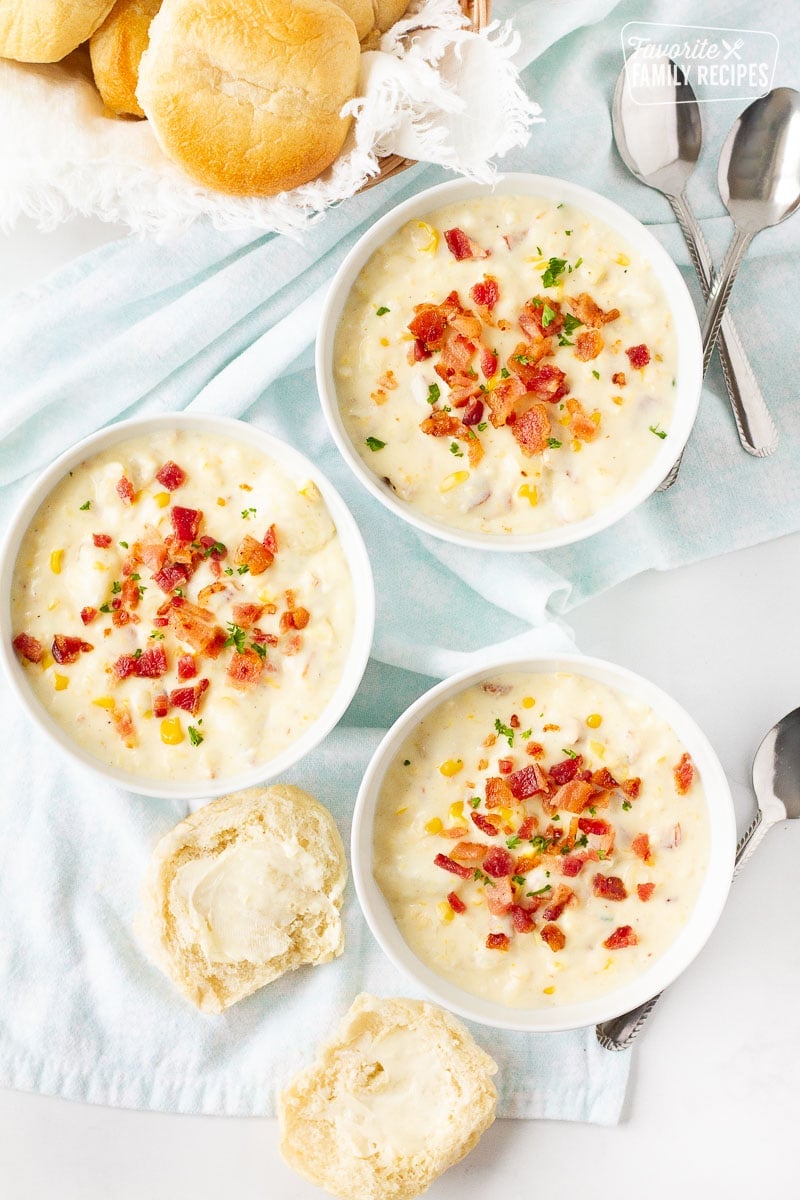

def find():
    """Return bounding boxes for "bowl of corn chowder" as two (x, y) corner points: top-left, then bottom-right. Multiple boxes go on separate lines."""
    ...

(351, 655), (735, 1032)
(317, 175), (702, 552)
(1, 414), (374, 799)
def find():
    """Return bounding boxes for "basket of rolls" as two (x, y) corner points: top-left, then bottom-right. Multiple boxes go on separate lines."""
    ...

(0, 0), (540, 235)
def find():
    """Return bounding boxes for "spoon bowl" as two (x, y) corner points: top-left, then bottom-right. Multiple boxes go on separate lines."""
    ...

(720, 87), (800, 233)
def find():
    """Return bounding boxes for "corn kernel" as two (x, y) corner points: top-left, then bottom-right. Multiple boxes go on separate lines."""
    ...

(53, 673), (68, 691)
(612, 395), (624, 406)
(92, 697), (116, 710)
(498, 807), (513, 826)
(571, 440), (582, 452)
(543, 985), (556, 995)
(395, 806), (408, 816)
(439, 758), (463, 777)
(160, 717), (183, 745)
(590, 410), (602, 425)
(589, 740), (606, 759)
(49, 549), (64, 574)
(439, 471), (469, 492)
(586, 713), (603, 728)
(449, 800), (465, 822)
(41, 653), (54, 669)
(217, 497), (226, 507)
(522, 696), (535, 708)
(142, 710), (153, 720)
(603, 957), (614, 970)
(615, 253), (631, 267)
(518, 483), (538, 506)
(414, 221), (440, 254)
(47, 599), (59, 612)
(153, 492), (170, 508)
(437, 901), (454, 923)
(94, 561), (108, 571)
(424, 817), (443, 835)
(380, 336), (390, 347)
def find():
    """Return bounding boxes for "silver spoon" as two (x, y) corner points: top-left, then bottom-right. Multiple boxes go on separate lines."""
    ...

(612, 51), (777, 458)
(596, 707), (800, 1050)
(702, 87), (800, 374)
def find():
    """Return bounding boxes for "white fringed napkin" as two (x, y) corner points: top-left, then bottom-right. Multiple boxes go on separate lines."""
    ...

(0, 0), (540, 238)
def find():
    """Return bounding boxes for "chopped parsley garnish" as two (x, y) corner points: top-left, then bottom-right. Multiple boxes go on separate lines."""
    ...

(575, 834), (589, 848)
(531, 297), (544, 308)
(494, 718), (515, 747)
(622, 800), (632, 811)
(224, 623), (246, 653)
(536, 245), (542, 256)
(376, 306), (390, 316)
(250, 642), (267, 658)
(500, 367), (510, 379)
(506, 836), (521, 849)
(130, 573), (141, 581)
(546, 438), (562, 449)
(597, 849), (607, 860)
(99, 603), (111, 614)
(175, 588), (184, 598)
(188, 726), (203, 746)
(224, 567), (234, 576)
(541, 302), (557, 329)
(527, 884), (552, 896)
(551, 814), (561, 821)
(237, 564), (249, 575)
(203, 541), (226, 558)
(512, 875), (527, 886)
(119, 541), (129, 549)
(588, 806), (597, 815)
(563, 313), (583, 335)
(521, 729), (532, 739)
(427, 382), (440, 405)
(541, 257), (568, 288)
(241, 507), (256, 519)
(79, 500), (91, 510)
(473, 869), (490, 884)
(365, 436), (386, 451)
(149, 631), (165, 640)
(403, 759), (411, 767)
(514, 352), (535, 366)
(560, 844), (572, 855)
(530, 835), (551, 853)
(592, 369), (600, 380)
(557, 334), (574, 346)
(477, 421), (488, 432)
(469, 797), (481, 808)
(137, 585), (146, 598)
(649, 424), (668, 439)
(132, 648), (143, 660)
(449, 442), (464, 457)
(556, 203), (563, 209)
(561, 748), (578, 759)
(575, 257), (583, 269)
(111, 580), (121, 595)
(565, 229), (572, 236)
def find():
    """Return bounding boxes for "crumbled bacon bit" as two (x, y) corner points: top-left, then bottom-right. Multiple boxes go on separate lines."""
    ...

(171, 506), (202, 544)
(591, 768), (619, 790)
(569, 293), (620, 328)
(451, 840), (488, 862)
(574, 329), (604, 361)
(92, 533), (112, 548)
(447, 891), (467, 914)
(280, 606), (310, 632)
(153, 562), (191, 594)
(111, 704), (136, 746)
(626, 343), (650, 369)
(507, 763), (548, 800)
(631, 833), (652, 861)
(540, 923), (566, 952)
(231, 603), (264, 629)
(116, 477), (135, 505)
(593, 874), (627, 901)
(198, 535), (227, 561)
(462, 397), (485, 427)
(444, 227), (491, 261)
(486, 878), (513, 915)
(484, 374), (526, 428)
(12, 632), (43, 663)
(517, 813), (539, 839)
(262, 525), (278, 556)
(637, 882), (655, 902)
(511, 403), (551, 457)
(526, 741), (545, 758)
(155, 461), (187, 491)
(226, 649), (264, 690)
(486, 932), (509, 951)
(138, 540), (168, 573)
(549, 755), (583, 787)
(604, 925), (638, 949)
(135, 646), (168, 678)
(673, 752), (694, 795)
(167, 600), (226, 658)
(470, 811), (499, 837)
(80, 607), (98, 626)
(235, 535), (274, 577)
(578, 816), (610, 837)
(552, 779), (595, 813)
(484, 776), (516, 809)
(498, 757), (514, 775)
(51, 635), (93, 665)
(153, 693), (169, 718)
(482, 847), (514, 878)
(561, 854), (587, 877)
(510, 904), (536, 933)
(420, 411), (464, 438)
(440, 825), (468, 839)
(434, 852), (472, 879)
(469, 277), (500, 311)
(542, 884), (574, 922)
(480, 346), (498, 379)
(169, 678), (210, 714)
(408, 306), (448, 350)
(612, 371), (627, 387)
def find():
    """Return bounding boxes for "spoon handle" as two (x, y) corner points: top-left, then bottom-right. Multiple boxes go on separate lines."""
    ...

(668, 194), (778, 457)
(596, 806), (774, 1051)
(701, 228), (754, 374)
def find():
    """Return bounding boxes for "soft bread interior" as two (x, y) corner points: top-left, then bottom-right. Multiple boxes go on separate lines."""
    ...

(137, 784), (347, 1012)
(278, 993), (498, 1200)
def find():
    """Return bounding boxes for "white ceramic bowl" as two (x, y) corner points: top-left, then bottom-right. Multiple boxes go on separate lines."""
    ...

(351, 653), (735, 1032)
(0, 414), (374, 800)
(317, 173), (703, 553)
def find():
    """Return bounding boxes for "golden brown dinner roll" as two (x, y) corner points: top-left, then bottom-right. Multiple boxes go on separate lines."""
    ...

(279, 993), (498, 1200)
(0, 0), (115, 62)
(332, 0), (410, 43)
(136, 0), (361, 196)
(90, 0), (161, 117)
(330, 0), (373, 41)
(372, 0), (411, 33)
(136, 785), (347, 1013)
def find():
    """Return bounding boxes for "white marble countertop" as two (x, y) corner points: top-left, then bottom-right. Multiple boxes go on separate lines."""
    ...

(1, 219), (797, 1199)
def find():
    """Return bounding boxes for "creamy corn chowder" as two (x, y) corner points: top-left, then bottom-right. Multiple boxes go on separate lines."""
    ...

(335, 196), (677, 535)
(11, 429), (354, 783)
(373, 672), (709, 1008)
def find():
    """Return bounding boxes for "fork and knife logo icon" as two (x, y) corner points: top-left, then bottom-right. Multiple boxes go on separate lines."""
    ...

(722, 37), (745, 60)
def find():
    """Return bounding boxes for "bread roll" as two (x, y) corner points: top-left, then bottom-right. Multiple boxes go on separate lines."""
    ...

(332, 0), (410, 44)
(372, 0), (411, 33)
(137, 785), (347, 1013)
(90, 0), (161, 118)
(0, 0), (115, 62)
(136, 0), (361, 196)
(279, 993), (498, 1200)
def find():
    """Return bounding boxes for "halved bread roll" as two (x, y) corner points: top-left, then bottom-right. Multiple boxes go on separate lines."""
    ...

(90, 0), (161, 118)
(279, 993), (498, 1200)
(0, 0), (115, 62)
(136, 0), (361, 196)
(137, 784), (347, 1013)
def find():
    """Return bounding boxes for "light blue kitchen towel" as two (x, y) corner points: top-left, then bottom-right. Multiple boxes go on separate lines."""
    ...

(1, 0), (798, 1126)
